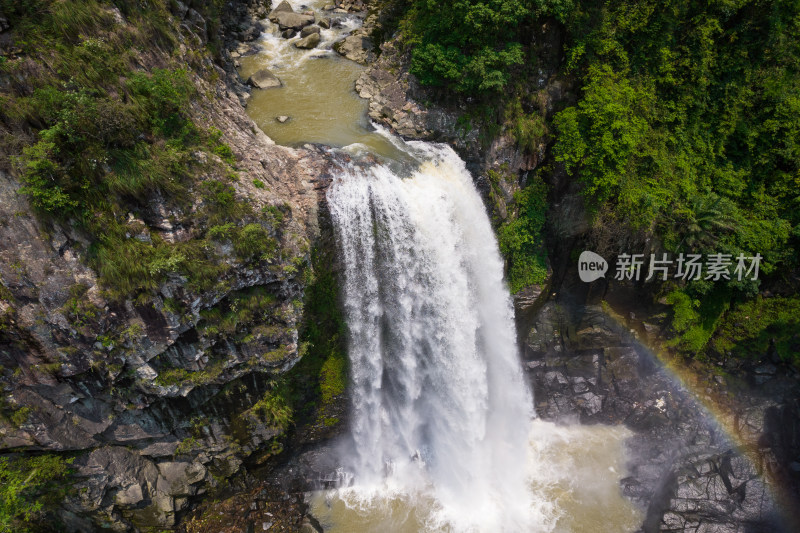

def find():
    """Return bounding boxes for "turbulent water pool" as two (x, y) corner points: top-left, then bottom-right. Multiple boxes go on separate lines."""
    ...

(241, 2), (644, 531)
(309, 422), (642, 533)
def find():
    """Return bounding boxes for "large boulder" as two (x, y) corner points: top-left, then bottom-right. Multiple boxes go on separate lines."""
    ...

(274, 12), (314, 31)
(247, 68), (282, 89)
(268, 0), (294, 20)
(332, 34), (375, 64)
(294, 32), (321, 49)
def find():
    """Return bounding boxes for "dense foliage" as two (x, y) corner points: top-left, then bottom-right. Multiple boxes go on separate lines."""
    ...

(401, 0), (533, 92)
(401, 0), (800, 360)
(0, 455), (72, 532)
(493, 169), (549, 292)
(0, 0), (277, 301)
(551, 0), (800, 357)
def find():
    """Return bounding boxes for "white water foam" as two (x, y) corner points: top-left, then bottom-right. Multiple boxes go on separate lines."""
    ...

(255, 1), (360, 70)
(327, 144), (538, 531)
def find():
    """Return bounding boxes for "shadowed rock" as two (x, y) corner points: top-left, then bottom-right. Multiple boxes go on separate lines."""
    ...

(300, 25), (321, 38)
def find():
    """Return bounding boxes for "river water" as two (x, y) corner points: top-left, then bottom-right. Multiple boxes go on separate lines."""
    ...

(242, 2), (643, 531)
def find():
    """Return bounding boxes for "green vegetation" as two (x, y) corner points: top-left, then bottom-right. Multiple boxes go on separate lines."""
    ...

(0, 1), (256, 302)
(0, 454), (72, 532)
(197, 286), (279, 340)
(548, 0), (799, 357)
(253, 247), (347, 441)
(291, 248), (348, 421)
(248, 382), (293, 432)
(711, 296), (800, 364)
(494, 169), (549, 293)
(399, 0), (800, 359)
(61, 284), (100, 331)
(400, 0), (532, 93)
(154, 360), (225, 387)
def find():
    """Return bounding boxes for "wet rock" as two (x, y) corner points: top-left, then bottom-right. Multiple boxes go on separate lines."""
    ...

(281, 28), (297, 39)
(274, 12), (314, 31)
(171, 0), (189, 19)
(300, 25), (321, 38)
(247, 68), (282, 89)
(276, 116), (290, 123)
(754, 363), (777, 375)
(294, 32), (321, 49)
(239, 22), (264, 42)
(514, 284), (544, 312)
(318, 18), (331, 29)
(575, 392), (603, 416)
(300, 516), (324, 532)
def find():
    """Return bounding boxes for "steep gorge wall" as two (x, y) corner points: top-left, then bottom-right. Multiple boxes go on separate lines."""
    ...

(0, 1), (339, 530)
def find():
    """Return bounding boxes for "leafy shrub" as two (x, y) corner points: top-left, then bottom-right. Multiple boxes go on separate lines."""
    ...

(0, 454), (72, 532)
(496, 174), (549, 292)
(250, 383), (293, 431)
(233, 224), (277, 263)
(711, 297), (800, 364)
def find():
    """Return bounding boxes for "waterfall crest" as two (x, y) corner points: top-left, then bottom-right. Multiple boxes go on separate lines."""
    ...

(327, 142), (535, 531)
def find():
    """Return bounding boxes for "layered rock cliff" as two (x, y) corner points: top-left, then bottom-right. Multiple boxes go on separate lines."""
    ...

(0, 1), (339, 530)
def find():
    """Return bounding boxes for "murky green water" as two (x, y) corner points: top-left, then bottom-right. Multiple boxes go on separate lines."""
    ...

(238, 1), (405, 160)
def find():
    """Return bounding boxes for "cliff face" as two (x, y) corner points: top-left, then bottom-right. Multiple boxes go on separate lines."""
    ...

(0, 1), (337, 530)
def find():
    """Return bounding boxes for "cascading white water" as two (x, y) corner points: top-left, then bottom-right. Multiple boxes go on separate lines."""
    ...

(327, 142), (536, 531)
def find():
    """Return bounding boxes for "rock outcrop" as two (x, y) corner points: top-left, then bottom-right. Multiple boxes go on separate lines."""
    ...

(0, 1), (336, 531)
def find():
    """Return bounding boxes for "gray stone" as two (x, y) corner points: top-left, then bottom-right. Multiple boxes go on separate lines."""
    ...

(115, 483), (144, 506)
(156, 461), (206, 496)
(300, 25), (321, 38)
(333, 34), (375, 64)
(281, 28), (297, 39)
(247, 68), (283, 89)
(274, 12), (314, 31)
(276, 116), (291, 123)
(754, 363), (777, 375)
(268, 0), (294, 20)
(294, 32), (321, 49)
(171, 0), (189, 19)
(576, 392), (603, 416)
(318, 18), (331, 29)
(184, 8), (207, 42)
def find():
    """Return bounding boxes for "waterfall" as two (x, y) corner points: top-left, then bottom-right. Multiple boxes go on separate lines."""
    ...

(327, 141), (536, 531)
